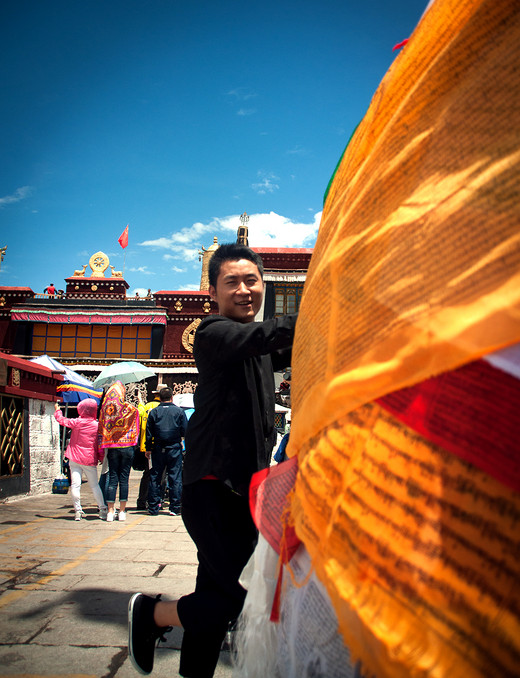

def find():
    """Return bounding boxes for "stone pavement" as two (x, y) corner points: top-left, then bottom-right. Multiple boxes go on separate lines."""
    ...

(0, 470), (234, 678)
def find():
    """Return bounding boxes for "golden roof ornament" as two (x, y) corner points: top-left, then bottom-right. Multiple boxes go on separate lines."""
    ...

(70, 252), (123, 279)
(237, 212), (249, 246)
(73, 264), (88, 277)
(0, 245), (7, 272)
(89, 251), (110, 277)
(198, 236), (220, 291)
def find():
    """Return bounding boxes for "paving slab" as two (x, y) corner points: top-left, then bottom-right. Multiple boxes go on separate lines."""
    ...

(0, 644), (125, 677)
(0, 471), (234, 677)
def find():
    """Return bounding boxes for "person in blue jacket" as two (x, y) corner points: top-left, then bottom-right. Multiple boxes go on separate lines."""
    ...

(274, 431), (290, 464)
(145, 387), (188, 517)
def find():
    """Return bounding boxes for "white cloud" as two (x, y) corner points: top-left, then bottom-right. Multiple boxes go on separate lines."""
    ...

(139, 211), (321, 254)
(0, 186), (32, 208)
(140, 236), (177, 249)
(129, 287), (153, 297)
(227, 87), (257, 101)
(286, 146), (308, 156)
(178, 283), (201, 291)
(141, 221), (216, 260)
(128, 266), (154, 275)
(227, 88), (258, 117)
(252, 172), (279, 195)
(242, 211), (321, 248)
(163, 255), (187, 273)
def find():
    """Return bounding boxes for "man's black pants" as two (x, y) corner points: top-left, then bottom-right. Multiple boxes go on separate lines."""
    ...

(177, 479), (258, 678)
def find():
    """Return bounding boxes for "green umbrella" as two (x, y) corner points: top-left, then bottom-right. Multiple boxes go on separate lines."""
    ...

(92, 361), (156, 388)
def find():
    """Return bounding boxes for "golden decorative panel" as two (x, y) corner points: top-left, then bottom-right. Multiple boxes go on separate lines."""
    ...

(0, 395), (23, 477)
(182, 319), (202, 353)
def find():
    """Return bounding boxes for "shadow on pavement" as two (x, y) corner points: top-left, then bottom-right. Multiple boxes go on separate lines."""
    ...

(15, 587), (132, 625)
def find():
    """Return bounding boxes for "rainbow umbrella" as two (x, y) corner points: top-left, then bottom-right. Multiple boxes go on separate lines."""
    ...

(30, 354), (102, 403)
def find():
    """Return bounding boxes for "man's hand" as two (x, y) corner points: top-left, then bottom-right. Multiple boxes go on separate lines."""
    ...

(145, 451), (152, 459)
(54, 402), (60, 411)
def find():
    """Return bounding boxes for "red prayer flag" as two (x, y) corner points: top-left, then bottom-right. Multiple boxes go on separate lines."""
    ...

(392, 38), (409, 51)
(118, 225), (129, 249)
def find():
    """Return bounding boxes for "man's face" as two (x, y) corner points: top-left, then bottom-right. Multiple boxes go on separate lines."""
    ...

(209, 258), (264, 323)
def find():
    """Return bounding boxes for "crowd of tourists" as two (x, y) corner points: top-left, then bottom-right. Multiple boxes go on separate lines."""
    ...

(54, 381), (189, 522)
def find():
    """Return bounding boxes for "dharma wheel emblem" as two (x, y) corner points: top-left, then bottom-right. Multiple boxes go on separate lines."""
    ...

(182, 319), (202, 353)
(89, 251), (110, 278)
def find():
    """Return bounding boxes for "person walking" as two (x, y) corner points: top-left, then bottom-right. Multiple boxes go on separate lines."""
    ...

(129, 243), (297, 677)
(98, 381), (139, 522)
(145, 387), (188, 516)
(136, 385), (166, 510)
(54, 398), (107, 521)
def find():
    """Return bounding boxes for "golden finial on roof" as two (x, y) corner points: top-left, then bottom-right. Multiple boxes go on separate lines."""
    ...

(198, 237), (220, 291)
(237, 212), (249, 246)
(0, 245), (7, 272)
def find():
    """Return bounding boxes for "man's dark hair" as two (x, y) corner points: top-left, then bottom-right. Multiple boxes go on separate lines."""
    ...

(208, 243), (264, 288)
(159, 387), (173, 401)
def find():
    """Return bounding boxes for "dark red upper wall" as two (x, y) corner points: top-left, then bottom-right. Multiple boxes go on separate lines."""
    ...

(154, 291), (218, 360)
(254, 248), (313, 271)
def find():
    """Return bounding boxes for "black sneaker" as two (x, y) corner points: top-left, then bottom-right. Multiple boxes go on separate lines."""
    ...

(128, 593), (172, 675)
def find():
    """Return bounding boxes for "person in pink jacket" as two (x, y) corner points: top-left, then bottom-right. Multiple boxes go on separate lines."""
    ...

(54, 398), (108, 521)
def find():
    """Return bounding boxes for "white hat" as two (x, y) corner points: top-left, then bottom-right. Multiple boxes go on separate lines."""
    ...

(152, 383), (168, 393)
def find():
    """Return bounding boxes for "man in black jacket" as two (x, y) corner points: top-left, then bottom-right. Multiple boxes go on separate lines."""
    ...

(145, 387), (188, 516)
(129, 243), (297, 677)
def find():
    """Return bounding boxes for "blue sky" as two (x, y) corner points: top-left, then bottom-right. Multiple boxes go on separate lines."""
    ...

(0, 0), (424, 295)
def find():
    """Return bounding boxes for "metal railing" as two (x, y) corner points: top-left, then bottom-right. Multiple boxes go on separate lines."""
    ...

(32, 293), (154, 301)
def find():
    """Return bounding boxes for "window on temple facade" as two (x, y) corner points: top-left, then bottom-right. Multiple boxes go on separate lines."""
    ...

(274, 285), (303, 317)
(32, 323), (152, 359)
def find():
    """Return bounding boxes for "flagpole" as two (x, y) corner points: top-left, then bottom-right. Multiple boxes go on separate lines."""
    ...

(123, 224), (127, 279)
(118, 224), (129, 287)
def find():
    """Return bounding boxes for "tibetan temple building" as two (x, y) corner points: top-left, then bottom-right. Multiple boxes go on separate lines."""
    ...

(0, 227), (312, 391)
(0, 217), (313, 500)
(0, 225), (312, 498)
